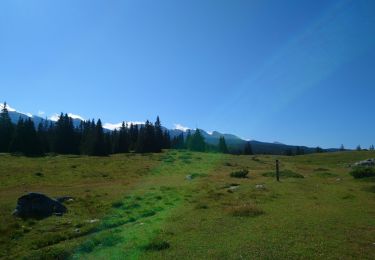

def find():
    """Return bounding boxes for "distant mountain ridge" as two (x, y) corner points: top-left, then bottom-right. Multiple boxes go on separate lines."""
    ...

(3, 108), (339, 155)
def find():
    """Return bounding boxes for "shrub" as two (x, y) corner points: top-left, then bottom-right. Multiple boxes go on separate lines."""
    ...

(350, 167), (375, 179)
(230, 169), (249, 178)
(315, 172), (338, 178)
(228, 204), (264, 217)
(111, 201), (124, 208)
(144, 240), (170, 251)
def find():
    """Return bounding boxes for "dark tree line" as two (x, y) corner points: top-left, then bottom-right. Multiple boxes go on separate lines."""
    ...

(0, 104), (171, 156)
(0, 102), (254, 156)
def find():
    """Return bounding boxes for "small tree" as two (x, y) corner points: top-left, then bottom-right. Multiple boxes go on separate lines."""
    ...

(188, 129), (205, 152)
(243, 141), (253, 155)
(218, 136), (229, 153)
(356, 145), (362, 151)
(340, 144), (345, 151)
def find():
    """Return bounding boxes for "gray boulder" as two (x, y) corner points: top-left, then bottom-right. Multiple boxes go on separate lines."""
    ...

(13, 192), (67, 219)
(353, 159), (375, 167)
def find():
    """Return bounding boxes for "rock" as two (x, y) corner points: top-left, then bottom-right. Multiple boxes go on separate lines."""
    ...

(56, 196), (74, 203)
(185, 175), (193, 181)
(255, 184), (266, 190)
(13, 192), (67, 219)
(353, 159), (375, 167)
(86, 219), (99, 224)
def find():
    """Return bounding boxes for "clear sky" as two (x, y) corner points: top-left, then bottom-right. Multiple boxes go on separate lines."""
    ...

(1, 0), (374, 149)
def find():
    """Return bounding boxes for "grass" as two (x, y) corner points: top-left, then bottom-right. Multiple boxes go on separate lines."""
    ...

(262, 169), (304, 178)
(0, 150), (375, 259)
(230, 169), (249, 178)
(227, 203), (264, 217)
(350, 167), (375, 179)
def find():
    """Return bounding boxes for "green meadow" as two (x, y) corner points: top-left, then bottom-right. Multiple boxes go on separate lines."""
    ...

(0, 150), (374, 259)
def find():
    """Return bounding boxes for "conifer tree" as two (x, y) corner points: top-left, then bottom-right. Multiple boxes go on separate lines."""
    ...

(162, 130), (171, 149)
(10, 118), (43, 156)
(243, 141), (253, 155)
(154, 116), (163, 151)
(0, 102), (14, 152)
(118, 122), (129, 153)
(218, 136), (229, 153)
(92, 119), (107, 156)
(188, 129), (206, 152)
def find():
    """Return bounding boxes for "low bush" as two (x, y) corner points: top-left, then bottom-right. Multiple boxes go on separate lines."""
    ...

(230, 169), (249, 178)
(315, 172), (338, 178)
(228, 204), (264, 217)
(350, 167), (375, 179)
(144, 240), (170, 251)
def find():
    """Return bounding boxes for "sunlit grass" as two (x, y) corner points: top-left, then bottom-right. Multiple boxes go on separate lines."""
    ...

(0, 150), (375, 259)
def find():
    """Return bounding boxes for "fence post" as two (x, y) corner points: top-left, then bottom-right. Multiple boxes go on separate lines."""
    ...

(276, 159), (280, 182)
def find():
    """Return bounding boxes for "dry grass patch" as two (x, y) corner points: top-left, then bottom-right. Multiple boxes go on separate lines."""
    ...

(227, 203), (264, 217)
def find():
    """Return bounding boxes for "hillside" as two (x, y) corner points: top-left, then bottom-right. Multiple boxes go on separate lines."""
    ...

(0, 150), (374, 259)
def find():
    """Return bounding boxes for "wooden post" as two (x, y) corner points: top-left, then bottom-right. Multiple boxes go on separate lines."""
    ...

(276, 159), (280, 182)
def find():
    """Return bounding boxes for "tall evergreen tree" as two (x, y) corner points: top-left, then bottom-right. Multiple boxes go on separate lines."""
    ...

(171, 133), (184, 149)
(162, 130), (171, 149)
(218, 136), (229, 153)
(154, 116), (163, 151)
(340, 144), (345, 151)
(118, 122), (129, 153)
(243, 141), (253, 155)
(0, 102), (14, 152)
(188, 129), (206, 152)
(185, 130), (192, 149)
(54, 113), (78, 154)
(92, 119), (107, 156)
(10, 118), (43, 156)
(129, 123), (139, 150)
(295, 146), (304, 155)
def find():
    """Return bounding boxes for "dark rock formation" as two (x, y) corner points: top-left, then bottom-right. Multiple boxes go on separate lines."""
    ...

(13, 192), (67, 219)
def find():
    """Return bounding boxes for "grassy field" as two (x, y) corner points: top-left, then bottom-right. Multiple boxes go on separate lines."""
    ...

(0, 150), (374, 259)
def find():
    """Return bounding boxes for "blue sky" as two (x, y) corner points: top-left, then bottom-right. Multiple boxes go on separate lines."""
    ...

(1, 0), (374, 149)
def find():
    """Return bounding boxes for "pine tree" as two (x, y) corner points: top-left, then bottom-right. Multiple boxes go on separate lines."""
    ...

(188, 129), (206, 152)
(285, 148), (293, 156)
(0, 102), (14, 152)
(370, 145), (374, 151)
(185, 130), (192, 149)
(92, 119), (107, 156)
(171, 133), (184, 149)
(10, 118), (43, 156)
(340, 144), (345, 151)
(54, 113), (78, 154)
(154, 116), (163, 152)
(129, 123), (139, 151)
(295, 146), (304, 155)
(135, 125), (146, 153)
(37, 120), (51, 153)
(356, 145), (362, 151)
(118, 122), (129, 153)
(218, 136), (229, 153)
(243, 141), (253, 155)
